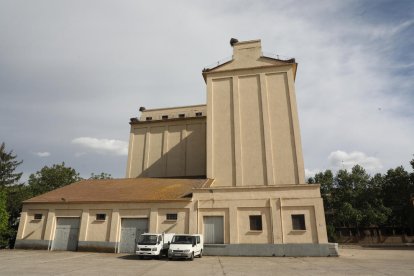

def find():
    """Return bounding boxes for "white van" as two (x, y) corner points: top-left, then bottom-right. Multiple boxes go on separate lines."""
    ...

(168, 234), (203, 261)
(136, 233), (175, 259)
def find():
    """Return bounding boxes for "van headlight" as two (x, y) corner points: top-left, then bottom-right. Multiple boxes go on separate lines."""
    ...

(152, 248), (157, 251)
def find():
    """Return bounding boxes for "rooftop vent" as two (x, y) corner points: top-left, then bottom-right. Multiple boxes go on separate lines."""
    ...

(230, 38), (239, 46)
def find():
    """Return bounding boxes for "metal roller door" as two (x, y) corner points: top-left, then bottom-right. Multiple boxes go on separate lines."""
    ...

(204, 216), (224, 244)
(119, 218), (148, 253)
(52, 217), (80, 251)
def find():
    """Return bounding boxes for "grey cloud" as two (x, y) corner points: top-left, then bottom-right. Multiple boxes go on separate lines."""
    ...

(1, 0), (413, 181)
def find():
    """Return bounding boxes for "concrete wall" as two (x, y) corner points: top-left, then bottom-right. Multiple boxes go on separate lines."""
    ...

(205, 40), (305, 187)
(126, 117), (206, 178)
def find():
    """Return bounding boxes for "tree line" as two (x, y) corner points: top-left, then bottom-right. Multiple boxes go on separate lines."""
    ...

(308, 160), (414, 241)
(0, 142), (112, 248)
(1, 142), (413, 247)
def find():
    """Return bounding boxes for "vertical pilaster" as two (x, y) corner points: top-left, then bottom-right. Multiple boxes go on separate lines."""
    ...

(260, 73), (275, 186)
(182, 126), (188, 175)
(125, 128), (134, 178)
(314, 198), (328, 243)
(109, 209), (120, 253)
(162, 127), (169, 176)
(16, 209), (27, 239)
(44, 209), (55, 249)
(232, 76), (243, 186)
(78, 209), (89, 241)
(206, 77), (214, 178)
(149, 207), (158, 233)
(189, 201), (198, 234)
(286, 69), (305, 184)
(229, 206), (239, 243)
(142, 127), (150, 176)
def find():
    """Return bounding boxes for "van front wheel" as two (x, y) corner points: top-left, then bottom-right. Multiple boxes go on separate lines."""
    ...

(190, 252), (194, 261)
(199, 250), (202, 258)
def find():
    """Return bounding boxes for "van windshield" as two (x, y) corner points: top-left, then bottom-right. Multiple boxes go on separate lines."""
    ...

(171, 235), (195, 244)
(137, 235), (158, 245)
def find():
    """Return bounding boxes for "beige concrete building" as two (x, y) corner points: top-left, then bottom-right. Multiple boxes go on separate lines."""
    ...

(15, 39), (337, 256)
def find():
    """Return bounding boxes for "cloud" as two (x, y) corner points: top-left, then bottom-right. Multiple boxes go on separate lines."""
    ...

(305, 168), (320, 180)
(72, 137), (128, 156)
(328, 150), (382, 171)
(33, 151), (51, 157)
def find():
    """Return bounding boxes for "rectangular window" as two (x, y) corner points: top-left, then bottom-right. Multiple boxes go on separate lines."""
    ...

(249, 215), (263, 231)
(162, 115), (168, 120)
(96, 214), (106, 221)
(166, 213), (178, 221)
(292, 214), (306, 230)
(146, 117), (152, 121)
(195, 112), (202, 117)
(34, 214), (42, 220)
(178, 114), (185, 118)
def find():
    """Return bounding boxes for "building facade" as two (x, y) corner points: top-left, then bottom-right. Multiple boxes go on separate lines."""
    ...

(15, 39), (337, 256)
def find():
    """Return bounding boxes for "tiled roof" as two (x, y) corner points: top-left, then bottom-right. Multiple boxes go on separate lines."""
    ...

(24, 178), (213, 203)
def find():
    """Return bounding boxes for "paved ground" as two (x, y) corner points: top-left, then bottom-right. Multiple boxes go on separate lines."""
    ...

(0, 247), (413, 275)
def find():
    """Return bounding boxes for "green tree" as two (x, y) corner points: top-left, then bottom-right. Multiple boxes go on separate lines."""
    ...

(0, 188), (10, 248)
(0, 142), (23, 187)
(382, 165), (414, 230)
(90, 172), (112, 179)
(308, 165), (392, 241)
(0, 142), (25, 248)
(6, 184), (31, 248)
(28, 163), (82, 197)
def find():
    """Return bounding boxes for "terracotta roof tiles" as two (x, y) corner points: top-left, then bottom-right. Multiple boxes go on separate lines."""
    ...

(24, 178), (212, 203)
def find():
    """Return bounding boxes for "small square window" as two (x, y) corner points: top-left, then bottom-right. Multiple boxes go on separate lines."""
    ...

(195, 112), (202, 117)
(96, 214), (106, 221)
(178, 114), (185, 118)
(34, 214), (42, 220)
(162, 115), (168, 120)
(292, 214), (306, 230)
(146, 117), (152, 121)
(166, 213), (177, 221)
(249, 215), (263, 231)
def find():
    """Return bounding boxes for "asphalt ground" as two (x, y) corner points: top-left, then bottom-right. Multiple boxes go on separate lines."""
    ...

(0, 247), (413, 276)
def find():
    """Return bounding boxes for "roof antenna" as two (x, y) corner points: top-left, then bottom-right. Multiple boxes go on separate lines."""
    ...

(230, 38), (239, 47)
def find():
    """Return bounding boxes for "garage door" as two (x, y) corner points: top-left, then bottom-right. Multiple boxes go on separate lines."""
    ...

(204, 216), (224, 244)
(52, 217), (80, 251)
(119, 218), (148, 253)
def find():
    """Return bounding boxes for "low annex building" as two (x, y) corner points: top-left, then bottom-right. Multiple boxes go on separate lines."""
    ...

(15, 39), (338, 256)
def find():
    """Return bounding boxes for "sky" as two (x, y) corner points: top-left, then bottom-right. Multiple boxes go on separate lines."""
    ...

(1, 0), (413, 181)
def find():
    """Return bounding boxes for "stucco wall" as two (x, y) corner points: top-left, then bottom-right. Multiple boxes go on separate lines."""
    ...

(126, 118), (206, 178)
(16, 185), (328, 252)
(205, 40), (305, 187)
